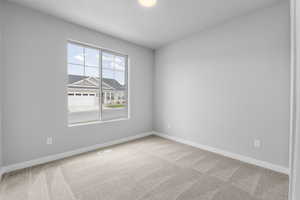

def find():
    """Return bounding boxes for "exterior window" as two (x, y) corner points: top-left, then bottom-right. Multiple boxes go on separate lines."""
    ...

(67, 42), (128, 124)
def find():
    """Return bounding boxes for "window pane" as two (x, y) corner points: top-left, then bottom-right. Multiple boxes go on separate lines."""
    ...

(101, 52), (127, 121)
(67, 42), (100, 125)
(115, 56), (125, 71)
(68, 64), (84, 76)
(68, 74), (100, 124)
(102, 52), (114, 69)
(115, 63), (125, 71)
(85, 48), (99, 67)
(85, 67), (99, 77)
(115, 71), (125, 85)
(67, 43), (128, 124)
(102, 69), (124, 85)
(102, 69), (114, 79)
(68, 43), (84, 65)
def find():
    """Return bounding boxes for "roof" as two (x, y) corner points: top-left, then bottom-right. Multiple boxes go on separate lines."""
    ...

(68, 75), (125, 91)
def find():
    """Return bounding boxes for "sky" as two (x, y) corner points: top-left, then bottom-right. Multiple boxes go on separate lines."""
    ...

(67, 43), (125, 85)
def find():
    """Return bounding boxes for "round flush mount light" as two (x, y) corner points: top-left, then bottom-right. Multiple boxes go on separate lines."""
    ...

(138, 0), (157, 7)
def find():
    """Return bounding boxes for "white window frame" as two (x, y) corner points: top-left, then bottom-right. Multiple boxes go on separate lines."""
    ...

(67, 41), (130, 126)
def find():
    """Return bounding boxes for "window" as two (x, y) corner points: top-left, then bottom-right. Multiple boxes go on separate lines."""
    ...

(67, 42), (128, 124)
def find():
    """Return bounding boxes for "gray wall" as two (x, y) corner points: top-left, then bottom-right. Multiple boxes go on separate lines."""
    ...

(0, 0), (4, 168)
(2, 2), (154, 165)
(154, 2), (290, 167)
(292, 0), (300, 198)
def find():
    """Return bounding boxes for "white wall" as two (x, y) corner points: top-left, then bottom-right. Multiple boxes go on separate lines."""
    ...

(2, 2), (154, 165)
(154, 2), (290, 168)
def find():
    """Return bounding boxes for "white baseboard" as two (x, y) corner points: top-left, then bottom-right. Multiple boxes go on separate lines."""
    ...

(154, 132), (289, 175)
(1, 131), (289, 177)
(2, 132), (153, 174)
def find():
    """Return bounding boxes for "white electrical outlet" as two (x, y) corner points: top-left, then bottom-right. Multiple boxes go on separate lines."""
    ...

(254, 139), (261, 149)
(46, 137), (53, 145)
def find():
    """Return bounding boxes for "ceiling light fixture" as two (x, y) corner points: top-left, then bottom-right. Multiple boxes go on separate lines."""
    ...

(138, 0), (157, 7)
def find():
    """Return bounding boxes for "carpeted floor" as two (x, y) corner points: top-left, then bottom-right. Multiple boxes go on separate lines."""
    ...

(0, 135), (289, 200)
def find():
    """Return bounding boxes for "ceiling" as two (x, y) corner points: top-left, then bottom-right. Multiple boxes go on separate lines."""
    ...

(7, 0), (285, 49)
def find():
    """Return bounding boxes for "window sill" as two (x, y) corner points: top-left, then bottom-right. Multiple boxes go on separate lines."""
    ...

(68, 117), (130, 127)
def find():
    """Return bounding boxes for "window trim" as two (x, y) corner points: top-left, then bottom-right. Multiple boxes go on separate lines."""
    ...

(68, 117), (130, 128)
(67, 40), (130, 126)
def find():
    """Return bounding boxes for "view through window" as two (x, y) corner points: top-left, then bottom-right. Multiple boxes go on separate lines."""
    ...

(67, 42), (128, 124)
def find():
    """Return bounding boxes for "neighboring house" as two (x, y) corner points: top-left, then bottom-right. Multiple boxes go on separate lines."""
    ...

(68, 75), (126, 105)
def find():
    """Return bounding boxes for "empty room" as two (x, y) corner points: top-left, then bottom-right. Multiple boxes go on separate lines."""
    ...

(1, 0), (300, 199)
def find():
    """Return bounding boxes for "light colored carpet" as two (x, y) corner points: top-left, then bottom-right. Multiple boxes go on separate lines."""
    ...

(0, 136), (289, 200)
